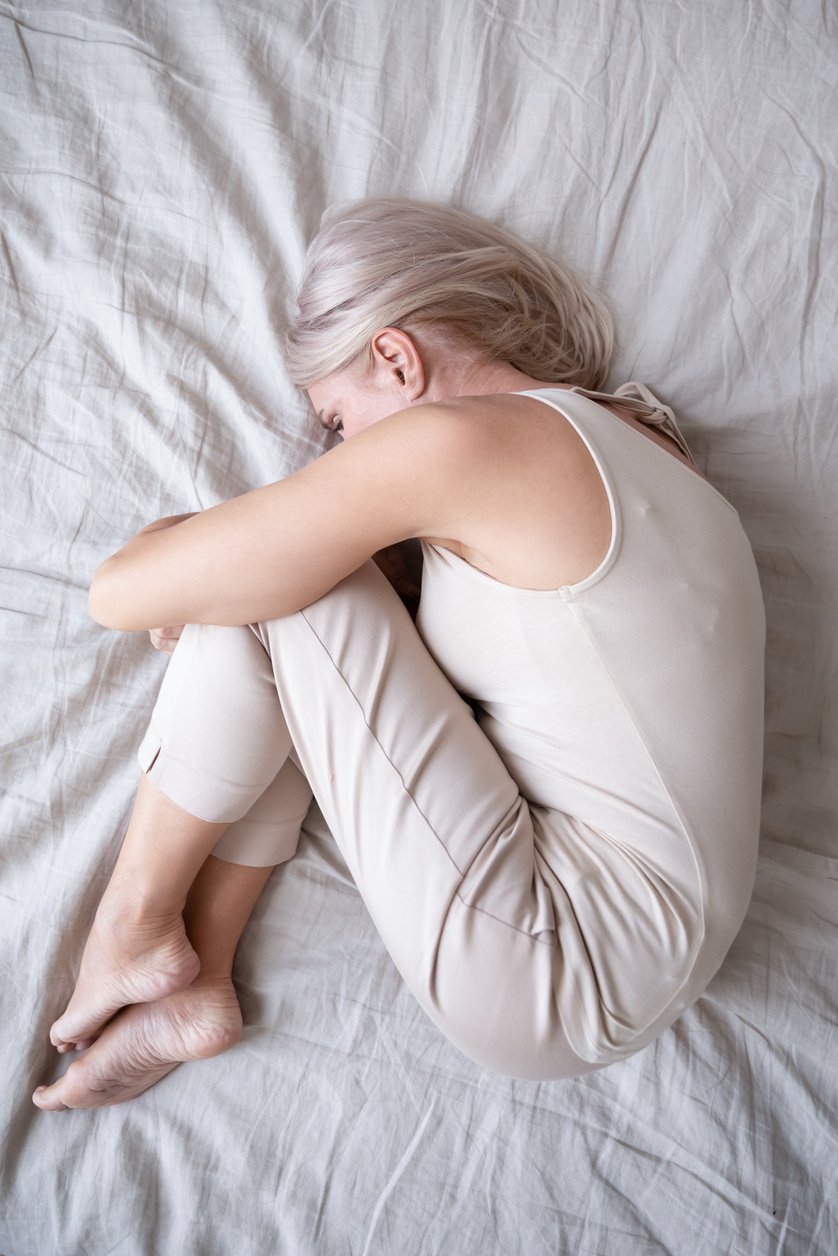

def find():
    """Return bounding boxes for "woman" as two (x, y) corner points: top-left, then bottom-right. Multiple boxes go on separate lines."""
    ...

(33, 197), (766, 1110)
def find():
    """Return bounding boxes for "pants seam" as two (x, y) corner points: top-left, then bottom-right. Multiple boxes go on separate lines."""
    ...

(453, 890), (554, 946)
(297, 605), (467, 882)
(297, 607), (552, 945)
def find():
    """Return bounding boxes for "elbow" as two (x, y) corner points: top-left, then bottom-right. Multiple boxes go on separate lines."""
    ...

(88, 559), (132, 630)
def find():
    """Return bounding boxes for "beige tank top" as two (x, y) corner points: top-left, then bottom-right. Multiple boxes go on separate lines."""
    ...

(416, 384), (766, 1058)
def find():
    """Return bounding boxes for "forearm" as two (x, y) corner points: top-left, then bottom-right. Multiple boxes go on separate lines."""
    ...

(99, 513), (199, 570)
(90, 513), (199, 627)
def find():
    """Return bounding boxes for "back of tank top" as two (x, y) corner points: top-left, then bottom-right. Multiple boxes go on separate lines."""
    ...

(416, 385), (766, 968)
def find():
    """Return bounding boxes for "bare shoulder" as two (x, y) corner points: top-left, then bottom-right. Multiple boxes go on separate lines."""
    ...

(407, 390), (598, 490)
(333, 396), (503, 487)
(324, 396), (546, 555)
(419, 389), (584, 448)
(335, 390), (606, 575)
(356, 393), (572, 517)
(392, 392), (574, 470)
(407, 391), (614, 587)
(299, 399), (498, 543)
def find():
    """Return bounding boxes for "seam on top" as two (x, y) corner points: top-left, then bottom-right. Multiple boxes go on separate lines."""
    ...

(558, 597), (708, 1050)
(537, 596), (710, 1058)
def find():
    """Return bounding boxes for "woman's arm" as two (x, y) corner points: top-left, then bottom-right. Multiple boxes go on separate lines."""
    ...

(146, 541), (421, 656)
(88, 405), (466, 632)
(137, 513), (200, 535)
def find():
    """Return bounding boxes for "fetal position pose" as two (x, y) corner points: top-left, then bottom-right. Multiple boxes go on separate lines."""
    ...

(34, 196), (766, 1110)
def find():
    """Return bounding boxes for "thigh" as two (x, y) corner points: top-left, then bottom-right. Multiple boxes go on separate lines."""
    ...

(254, 561), (586, 1077)
(256, 561), (557, 936)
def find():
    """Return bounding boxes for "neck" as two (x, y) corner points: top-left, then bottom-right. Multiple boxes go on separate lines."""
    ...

(433, 358), (570, 401)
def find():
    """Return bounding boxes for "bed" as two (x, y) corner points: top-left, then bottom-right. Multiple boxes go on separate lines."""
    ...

(1, 1), (836, 1253)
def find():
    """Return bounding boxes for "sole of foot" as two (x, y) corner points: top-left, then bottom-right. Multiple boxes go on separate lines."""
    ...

(34, 978), (242, 1110)
(49, 912), (201, 1053)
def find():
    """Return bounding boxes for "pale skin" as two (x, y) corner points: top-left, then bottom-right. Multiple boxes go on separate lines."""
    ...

(33, 326), (707, 1110)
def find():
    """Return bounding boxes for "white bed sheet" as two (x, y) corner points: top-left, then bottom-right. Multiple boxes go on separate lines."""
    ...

(1, 1), (836, 1253)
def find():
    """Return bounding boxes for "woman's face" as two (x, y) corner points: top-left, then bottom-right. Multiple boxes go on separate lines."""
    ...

(307, 357), (411, 443)
(306, 327), (443, 442)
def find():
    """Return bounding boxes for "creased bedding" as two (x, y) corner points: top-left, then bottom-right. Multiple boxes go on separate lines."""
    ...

(1, 1), (836, 1253)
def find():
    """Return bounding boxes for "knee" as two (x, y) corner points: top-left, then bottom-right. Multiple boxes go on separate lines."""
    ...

(253, 559), (413, 658)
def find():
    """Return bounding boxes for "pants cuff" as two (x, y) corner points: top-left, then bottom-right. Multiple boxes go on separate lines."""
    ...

(137, 722), (310, 867)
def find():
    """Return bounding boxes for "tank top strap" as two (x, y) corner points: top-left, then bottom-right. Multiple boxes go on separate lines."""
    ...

(569, 381), (697, 465)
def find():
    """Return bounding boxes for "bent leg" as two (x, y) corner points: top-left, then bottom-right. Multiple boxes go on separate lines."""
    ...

(48, 620), (311, 1056)
(61, 563), (589, 1081)
(253, 561), (589, 1080)
(137, 620), (314, 868)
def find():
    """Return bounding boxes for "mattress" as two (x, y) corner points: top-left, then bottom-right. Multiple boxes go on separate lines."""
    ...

(1, 1), (836, 1252)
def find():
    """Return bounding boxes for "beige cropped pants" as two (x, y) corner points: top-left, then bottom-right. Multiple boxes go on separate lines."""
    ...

(137, 559), (596, 1081)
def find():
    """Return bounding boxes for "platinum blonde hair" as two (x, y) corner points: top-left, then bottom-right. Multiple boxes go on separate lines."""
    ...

(284, 196), (615, 390)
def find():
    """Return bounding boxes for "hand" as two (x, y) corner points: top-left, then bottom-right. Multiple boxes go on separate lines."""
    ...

(148, 625), (184, 655)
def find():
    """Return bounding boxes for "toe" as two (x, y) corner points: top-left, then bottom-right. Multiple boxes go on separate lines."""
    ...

(32, 1084), (68, 1112)
(50, 1014), (80, 1051)
(32, 1057), (121, 1111)
(49, 1023), (66, 1049)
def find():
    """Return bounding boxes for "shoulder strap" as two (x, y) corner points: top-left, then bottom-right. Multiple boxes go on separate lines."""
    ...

(570, 381), (697, 464)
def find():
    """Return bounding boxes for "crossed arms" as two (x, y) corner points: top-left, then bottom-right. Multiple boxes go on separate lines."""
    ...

(88, 405), (466, 632)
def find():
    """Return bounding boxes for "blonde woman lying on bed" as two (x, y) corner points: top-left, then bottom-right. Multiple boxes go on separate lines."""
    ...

(33, 197), (766, 1110)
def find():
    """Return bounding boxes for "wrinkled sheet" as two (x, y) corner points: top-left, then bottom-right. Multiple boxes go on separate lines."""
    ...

(1, 1), (836, 1253)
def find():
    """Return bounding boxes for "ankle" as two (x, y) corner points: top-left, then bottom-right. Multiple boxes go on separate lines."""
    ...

(183, 943), (236, 982)
(191, 970), (236, 988)
(94, 888), (185, 936)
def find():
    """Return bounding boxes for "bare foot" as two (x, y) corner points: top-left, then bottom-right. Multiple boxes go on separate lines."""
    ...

(33, 978), (242, 1110)
(49, 908), (201, 1053)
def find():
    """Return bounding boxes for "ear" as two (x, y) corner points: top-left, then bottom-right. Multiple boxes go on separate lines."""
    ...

(369, 327), (426, 399)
